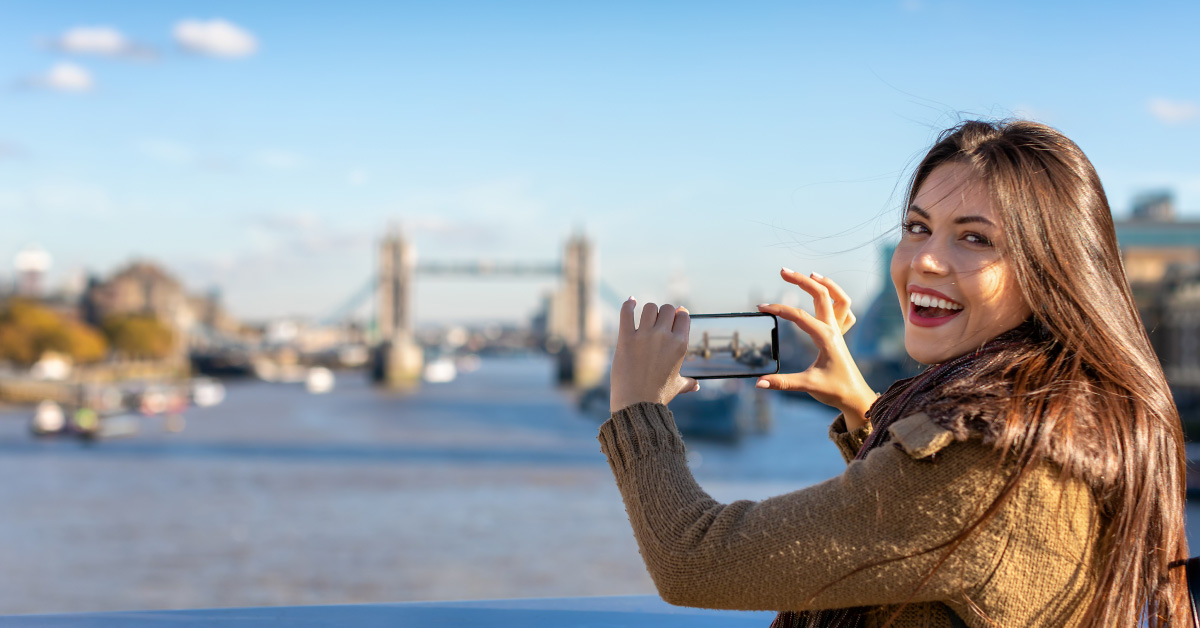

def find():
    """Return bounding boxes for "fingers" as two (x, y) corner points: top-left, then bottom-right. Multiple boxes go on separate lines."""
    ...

(638, 302), (660, 330)
(811, 273), (855, 334)
(672, 306), (690, 338)
(619, 297), (637, 337)
(780, 268), (856, 334)
(653, 304), (677, 331)
(781, 268), (835, 324)
(758, 302), (827, 341)
(677, 377), (699, 395)
(635, 302), (687, 334)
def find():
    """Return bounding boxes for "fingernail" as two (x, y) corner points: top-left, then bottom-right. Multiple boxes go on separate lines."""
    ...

(627, 296), (635, 302)
(781, 267), (794, 274)
(755, 380), (770, 389)
(811, 272), (824, 279)
(757, 303), (770, 308)
(693, 383), (700, 392)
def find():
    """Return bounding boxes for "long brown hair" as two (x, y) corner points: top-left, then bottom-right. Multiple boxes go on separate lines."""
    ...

(906, 120), (1190, 626)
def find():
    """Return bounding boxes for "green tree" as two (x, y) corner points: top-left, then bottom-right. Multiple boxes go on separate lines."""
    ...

(102, 314), (174, 360)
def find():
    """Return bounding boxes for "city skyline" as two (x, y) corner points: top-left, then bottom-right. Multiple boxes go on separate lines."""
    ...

(2, 1), (1199, 323)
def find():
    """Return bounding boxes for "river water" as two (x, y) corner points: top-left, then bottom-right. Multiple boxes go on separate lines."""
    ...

(0, 356), (846, 615)
(1, 356), (1198, 615)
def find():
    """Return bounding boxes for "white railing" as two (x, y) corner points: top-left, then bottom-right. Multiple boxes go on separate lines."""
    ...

(0, 596), (776, 627)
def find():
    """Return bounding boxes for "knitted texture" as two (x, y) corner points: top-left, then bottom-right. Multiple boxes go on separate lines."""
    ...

(599, 402), (1100, 628)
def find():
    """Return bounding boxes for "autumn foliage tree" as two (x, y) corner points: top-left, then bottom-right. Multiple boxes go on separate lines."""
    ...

(102, 314), (174, 360)
(0, 299), (108, 366)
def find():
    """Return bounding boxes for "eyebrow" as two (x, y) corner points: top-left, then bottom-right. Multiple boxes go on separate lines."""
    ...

(908, 204), (996, 227)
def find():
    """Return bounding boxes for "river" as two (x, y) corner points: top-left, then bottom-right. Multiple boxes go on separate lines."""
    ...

(0, 355), (1197, 615)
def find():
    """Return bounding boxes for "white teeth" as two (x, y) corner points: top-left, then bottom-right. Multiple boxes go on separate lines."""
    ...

(909, 292), (963, 310)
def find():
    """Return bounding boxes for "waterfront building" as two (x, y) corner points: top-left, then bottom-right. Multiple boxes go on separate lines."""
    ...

(81, 260), (237, 364)
(1112, 193), (1200, 384)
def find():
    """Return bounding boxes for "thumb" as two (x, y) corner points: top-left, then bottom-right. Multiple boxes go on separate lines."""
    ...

(677, 377), (700, 395)
(755, 372), (811, 392)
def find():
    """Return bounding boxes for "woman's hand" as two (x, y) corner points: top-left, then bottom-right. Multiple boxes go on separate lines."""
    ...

(756, 269), (877, 430)
(609, 299), (700, 413)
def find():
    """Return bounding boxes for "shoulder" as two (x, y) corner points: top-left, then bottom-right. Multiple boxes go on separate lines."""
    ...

(887, 411), (968, 460)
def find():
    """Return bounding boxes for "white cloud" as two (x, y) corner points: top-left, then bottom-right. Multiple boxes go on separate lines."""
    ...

(29, 63), (94, 92)
(49, 25), (154, 59)
(1148, 98), (1200, 125)
(173, 19), (258, 58)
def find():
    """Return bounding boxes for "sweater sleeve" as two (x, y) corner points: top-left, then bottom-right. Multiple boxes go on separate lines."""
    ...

(828, 414), (872, 464)
(598, 402), (1009, 613)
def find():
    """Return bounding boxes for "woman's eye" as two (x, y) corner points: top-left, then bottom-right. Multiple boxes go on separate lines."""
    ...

(901, 220), (929, 235)
(963, 232), (993, 247)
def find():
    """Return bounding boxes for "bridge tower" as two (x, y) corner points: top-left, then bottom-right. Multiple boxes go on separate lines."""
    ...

(555, 234), (607, 389)
(375, 230), (423, 389)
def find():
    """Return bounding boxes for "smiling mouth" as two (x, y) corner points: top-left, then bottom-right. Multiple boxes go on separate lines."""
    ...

(908, 292), (963, 324)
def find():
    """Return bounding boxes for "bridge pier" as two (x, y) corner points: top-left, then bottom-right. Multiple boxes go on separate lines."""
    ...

(557, 342), (608, 391)
(553, 235), (606, 390)
(374, 230), (423, 389)
(380, 338), (423, 389)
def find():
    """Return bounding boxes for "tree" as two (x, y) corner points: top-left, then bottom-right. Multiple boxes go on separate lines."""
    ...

(102, 314), (174, 360)
(0, 299), (109, 365)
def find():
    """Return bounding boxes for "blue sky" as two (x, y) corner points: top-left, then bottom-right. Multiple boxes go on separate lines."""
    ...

(2, 1), (1198, 324)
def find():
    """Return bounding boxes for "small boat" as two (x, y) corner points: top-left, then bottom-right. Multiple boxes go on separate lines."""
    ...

(305, 367), (335, 394)
(191, 378), (227, 407)
(423, 358), (457, 383)
(30, 400), (66, 436)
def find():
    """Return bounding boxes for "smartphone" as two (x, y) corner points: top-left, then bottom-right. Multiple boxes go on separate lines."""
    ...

(680, 312), (779, 379)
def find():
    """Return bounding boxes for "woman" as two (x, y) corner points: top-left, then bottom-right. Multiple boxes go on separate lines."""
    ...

(600, 120), (1190, 627)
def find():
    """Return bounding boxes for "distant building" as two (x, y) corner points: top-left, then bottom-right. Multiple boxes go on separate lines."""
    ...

(84, 261), (191, 328)
(1085, 190), (1200, 430)
(1115, 193), (1200, 286)
(1111, 192), (1200, 370)
(1132, 190), (1176, 221)
(82, 260), (236, 362)
(13, 244), (51, 298)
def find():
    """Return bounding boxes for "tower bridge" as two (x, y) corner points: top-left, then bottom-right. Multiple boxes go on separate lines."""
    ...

(373, 230), (607, 390)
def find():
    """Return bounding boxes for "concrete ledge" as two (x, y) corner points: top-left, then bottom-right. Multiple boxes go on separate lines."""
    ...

(0, 596), (778, 627)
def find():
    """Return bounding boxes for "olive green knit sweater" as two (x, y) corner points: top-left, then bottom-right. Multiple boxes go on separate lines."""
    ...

(598, 402), (1100, 628)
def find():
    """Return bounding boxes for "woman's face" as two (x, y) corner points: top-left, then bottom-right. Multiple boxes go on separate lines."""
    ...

(890, 162), (1032, 364)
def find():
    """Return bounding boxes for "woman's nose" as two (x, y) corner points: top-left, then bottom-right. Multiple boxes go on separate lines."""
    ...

(911, 241), (949, 275)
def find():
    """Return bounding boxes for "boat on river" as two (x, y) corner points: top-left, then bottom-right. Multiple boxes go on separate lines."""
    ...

(579, 375), (769, 441)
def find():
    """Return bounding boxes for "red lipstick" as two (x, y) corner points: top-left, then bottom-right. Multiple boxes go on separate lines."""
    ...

(906, 284), (963, 328)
